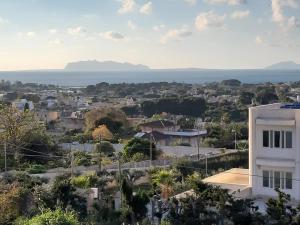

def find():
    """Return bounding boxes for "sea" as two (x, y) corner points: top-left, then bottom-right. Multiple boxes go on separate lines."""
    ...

(0, 70), (299, 87)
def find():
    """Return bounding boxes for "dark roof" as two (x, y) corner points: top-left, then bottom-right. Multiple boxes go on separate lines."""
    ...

(135, 130), (207, 140)
(139, 120), (175, 128)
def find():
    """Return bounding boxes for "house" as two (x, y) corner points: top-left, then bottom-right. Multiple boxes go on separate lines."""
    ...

(12, 99), (34, 111)
(138, 120), (179, 133)
(135, 130), (207, 147)
(202, 168), (251, 199)
(249, 102), (299, 200)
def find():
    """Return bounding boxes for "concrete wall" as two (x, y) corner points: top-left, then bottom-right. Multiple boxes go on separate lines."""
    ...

(249, 104), (300, 200)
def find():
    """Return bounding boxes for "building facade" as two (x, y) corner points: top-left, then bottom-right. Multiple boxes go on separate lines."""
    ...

(249, 103), (300, 200)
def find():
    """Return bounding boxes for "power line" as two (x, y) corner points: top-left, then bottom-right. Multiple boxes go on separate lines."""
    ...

(175, 164), (300, 182)
(6, 142), (63, 158)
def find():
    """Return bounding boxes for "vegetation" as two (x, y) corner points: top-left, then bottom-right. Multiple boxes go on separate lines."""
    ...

(122, 138), (158, 162)
(18, 209), (80, 225)
(141, 97), (207, 117)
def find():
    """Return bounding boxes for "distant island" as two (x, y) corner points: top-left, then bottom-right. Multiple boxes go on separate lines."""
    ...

(265, 61), (300, 70)
(65, 60), (150, 71)
(64, 60), (300, 72)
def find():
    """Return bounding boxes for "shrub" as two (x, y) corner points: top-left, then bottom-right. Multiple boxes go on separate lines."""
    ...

(18, 208), (80, 225)
(71, 172), (98, 189)
(26, 164), (47, 174)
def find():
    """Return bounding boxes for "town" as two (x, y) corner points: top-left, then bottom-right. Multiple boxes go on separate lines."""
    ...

(1, 79), (300, 224)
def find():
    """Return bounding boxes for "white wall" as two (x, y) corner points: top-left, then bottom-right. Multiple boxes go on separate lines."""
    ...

(249, 105), (300, 200)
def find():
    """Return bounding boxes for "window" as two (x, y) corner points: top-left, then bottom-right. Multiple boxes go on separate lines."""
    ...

(262, 170), (292, 190)
(262, 130), (292, 149)
(274, 171), (281, 188)
(263, 130), (269, 147)
(286, 131), (292, 148)
(263, 171), (269, 187)
(281, 131), (285, 148)
(274, 131), (280, 148)
(270, 171), (274, 188)
(270, 131), (274, 148)
(286, 172), (292, 189)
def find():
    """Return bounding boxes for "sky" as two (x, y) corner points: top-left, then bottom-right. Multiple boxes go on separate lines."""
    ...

(0, 0), (299, 70)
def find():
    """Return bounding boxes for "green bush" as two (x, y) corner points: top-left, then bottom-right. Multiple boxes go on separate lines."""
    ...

(17, 208), (80, 225)
(71, 172), (98, 189)
(74, 151), (92, 166)
(26, 164), (47, 174)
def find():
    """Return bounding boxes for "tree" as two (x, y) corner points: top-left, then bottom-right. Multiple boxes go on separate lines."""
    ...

(50, 174), (87, 219)
(95, 117), (123, 134)
(95, 141), (115, 156)
(141, 97), (207, 117)
(85, 108), (128, 132)
(220, 79), (241, 86)
(92, 125), (113, 141)
(266, 188), (297, 225)
(0, 105), (43, 146)
(151, 169), (177, 199)
(122, 138), (157, 162)
(177, 117), (195, 129)
(0, 105), (46, 168)
(239, 91), (254, 105)
(19, 209), (80, 225)
(0, 183), (30, 225)
(255, 87), (278, 104)
(121, 178), (150, 224)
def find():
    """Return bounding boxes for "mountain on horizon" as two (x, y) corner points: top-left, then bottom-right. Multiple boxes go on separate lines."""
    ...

(65, 60), (150, 71)
(265, 61), (300, 70)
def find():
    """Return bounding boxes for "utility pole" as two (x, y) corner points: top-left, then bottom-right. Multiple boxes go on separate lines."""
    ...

(70, 151), (74, 177)
(149, 132), (153, 168)
(205, 154), (208, 177)
(197, 128), (200, 161)
(4, 141), (7, 172)
(232, 129), (237, 150)
(98, 135), (102, 172)
(118, 158), (123, 206)
(235, 131), (237, 150)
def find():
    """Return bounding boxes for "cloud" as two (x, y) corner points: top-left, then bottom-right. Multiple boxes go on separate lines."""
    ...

(271, 0), (299, 30)
(195, 11), (226, 31)
(48, 29), (58, 34)
(153, 24), (165, 31)
(128, 20), (137, 30)
(100, 31), (125, 41)
(205, 0), (247, 5)
(231, 10), (250, 19)
(287, 16), (300, 29)
(184, 0), (197, 6)
(160, 27), (192, 44)
(49, 38), (62, 45)
(118, 0), (136, 14)
(255, 35), (263, 44)
(67, 26), (85, 36)
(0, 17), (8, 24)
(26, 32), (36, 37)
(140, 2), (153, 15)
(18, 32), (36, 38)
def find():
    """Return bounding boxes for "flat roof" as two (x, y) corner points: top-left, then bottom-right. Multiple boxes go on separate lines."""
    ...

(251, 102), (300, 110)
(203, 168), (249, 186)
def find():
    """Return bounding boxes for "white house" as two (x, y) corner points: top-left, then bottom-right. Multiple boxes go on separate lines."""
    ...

(13, 99), (34, 111)
(249, 103), (299, 200)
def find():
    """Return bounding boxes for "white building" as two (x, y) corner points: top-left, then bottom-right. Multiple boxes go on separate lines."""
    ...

(13, 99), (34, 111)
(249, 103), (299, 200)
